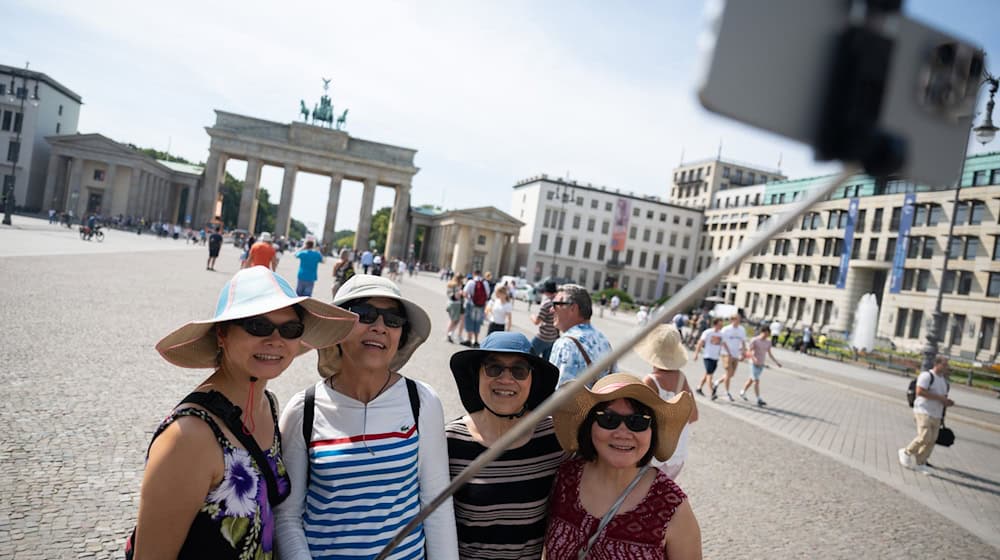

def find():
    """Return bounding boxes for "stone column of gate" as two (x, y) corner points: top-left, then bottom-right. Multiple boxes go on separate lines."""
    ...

(67, 157), (84, 218)
(238, 158), (262, 233)
(487, 232), (504, 276)
(42, 153), (61, 213)
(197, 150), (227, 226)
(274, 163), (298, 238)
(322, 174), (343, 251)
(103, 164), (118, 216)
(354, 178), (377, 253)
(385, 183), (411, 261)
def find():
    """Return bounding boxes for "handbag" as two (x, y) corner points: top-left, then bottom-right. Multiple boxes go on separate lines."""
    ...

(937, 410), (955, 447)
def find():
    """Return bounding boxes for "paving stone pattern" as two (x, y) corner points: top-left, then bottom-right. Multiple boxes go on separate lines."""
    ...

(0, 219), (997, 558)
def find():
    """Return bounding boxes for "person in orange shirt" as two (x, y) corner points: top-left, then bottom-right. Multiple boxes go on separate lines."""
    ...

(244, 232), (278, 271)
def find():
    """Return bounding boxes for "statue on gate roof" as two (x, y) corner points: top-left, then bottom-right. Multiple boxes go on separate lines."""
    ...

(299, 78), (348, 130)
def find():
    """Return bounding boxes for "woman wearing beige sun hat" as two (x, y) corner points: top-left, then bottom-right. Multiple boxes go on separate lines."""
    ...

(635, 324), (699, 480)
(544, 373), (701, 559)
(128, 266), (357, 560)
(274, 274), (459, 560)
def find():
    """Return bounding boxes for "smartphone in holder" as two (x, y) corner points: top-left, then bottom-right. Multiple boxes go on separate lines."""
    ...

(697, 0), (983, 187)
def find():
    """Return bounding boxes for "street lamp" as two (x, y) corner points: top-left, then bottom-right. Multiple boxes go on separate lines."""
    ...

(920, 68), (998, 372)
(3, 62), (40, 226)
(550, 183), (576, 276)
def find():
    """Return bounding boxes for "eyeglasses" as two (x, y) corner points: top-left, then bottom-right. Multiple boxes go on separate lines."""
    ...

(552, 301), (573, 307)
(594, 410), (652, 432)
(237, 316), (305, 339)
(348, 303), (408, 328)
(482, 363), (532, 380)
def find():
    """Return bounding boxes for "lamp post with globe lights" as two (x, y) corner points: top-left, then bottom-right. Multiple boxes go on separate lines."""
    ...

(2, 62), (40, 226)
(920, 67), (998, 372)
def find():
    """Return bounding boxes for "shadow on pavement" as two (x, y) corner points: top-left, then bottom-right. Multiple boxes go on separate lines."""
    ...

(716, 400), (835, 424)
(936, 467), (1000, 491)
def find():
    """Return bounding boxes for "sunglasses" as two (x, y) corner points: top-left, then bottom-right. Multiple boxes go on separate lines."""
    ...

(552, 301), (573, 307)
(594, 410), (652, 432)
(348, 303), (408, 328)
(482, 363), (532, 380)
(237, 316), (305, 339)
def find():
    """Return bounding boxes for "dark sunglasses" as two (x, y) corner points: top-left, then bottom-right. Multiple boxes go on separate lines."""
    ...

(348, 303), (408, 328)
(552, 301), (573, 307)
(482, 363), (532, 380)
(594, 410), (652, 432)
(237, 316), (305, 339)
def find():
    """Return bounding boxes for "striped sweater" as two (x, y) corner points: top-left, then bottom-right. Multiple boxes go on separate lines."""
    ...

(275, 379), (459, 560)
(445, 416), (566, 560)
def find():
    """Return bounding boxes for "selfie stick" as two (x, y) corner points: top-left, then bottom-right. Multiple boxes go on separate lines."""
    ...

(375, 164), (862, 560)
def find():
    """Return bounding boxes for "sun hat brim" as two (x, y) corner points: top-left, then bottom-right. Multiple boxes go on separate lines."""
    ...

(450, 345), (558, 414)
(552, 372), (693, 462)
(317, 274), (432, 377)
(156, 267), (357, 369)
(633, 324), (688, 370)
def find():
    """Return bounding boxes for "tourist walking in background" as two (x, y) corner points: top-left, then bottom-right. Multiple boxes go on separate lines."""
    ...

(693, 318), (725, 399)
(360, 248), (373, 274)
(740, 327), (782, 407)
(461, 270), (491, 348)
(206, 227), (223, 271)
(598, 293), (608, 318)
(485, 285), (513, 334)
(712, 314), (748, 402)
(244, 232), (277, 270)
(446, 275), (465, 343)
(530, 281), (560, 360)
(899, 356), (954, 474)
(275, 275), (459, 559)
(543, 374), (700, 559)
(769, 317), (783, 345)
(446, 332), (563, 560)
(609, 294), (621, 316)
(549, 284), (614, 387)
(293, 240), (323, 296)
(637, 325), (699, 480)
(128, 266), (355, 559)
(330, 248), (354, 298)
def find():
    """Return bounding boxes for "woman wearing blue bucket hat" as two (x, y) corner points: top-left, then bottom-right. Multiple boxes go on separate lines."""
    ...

(446, 331), (565, 560)
(127, 266), (357, 560)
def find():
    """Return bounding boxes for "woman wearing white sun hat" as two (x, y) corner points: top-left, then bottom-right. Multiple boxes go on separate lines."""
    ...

(127, 266), (357, 560)
(274, 274), (459, 560)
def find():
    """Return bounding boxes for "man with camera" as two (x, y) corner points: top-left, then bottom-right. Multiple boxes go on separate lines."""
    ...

(898, 355), (953, 474)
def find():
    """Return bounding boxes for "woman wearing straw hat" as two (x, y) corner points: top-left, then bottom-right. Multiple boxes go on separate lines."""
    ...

(128, 266), (357, 560)
(635, 324), (699, 480)
(274, 275), (459, 560)
(446, 331), (563, 560)
(544, 374), (702, 559)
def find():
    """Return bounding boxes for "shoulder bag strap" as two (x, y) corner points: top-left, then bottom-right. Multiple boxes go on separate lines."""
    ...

(405, 378), (420, 430)
(566, 336), (592, 365)
(302, 384), (316, 489)
(180, 391), (281, 506)
(577, 464), (652, 560)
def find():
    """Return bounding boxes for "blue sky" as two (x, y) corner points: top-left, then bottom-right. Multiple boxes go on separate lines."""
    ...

(7, 0), (999, 232)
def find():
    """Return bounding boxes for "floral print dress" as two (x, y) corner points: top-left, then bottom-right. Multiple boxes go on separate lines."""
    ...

(128, 392), (291, 560)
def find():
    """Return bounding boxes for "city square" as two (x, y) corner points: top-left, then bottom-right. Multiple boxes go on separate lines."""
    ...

(1, 219), (998, 559)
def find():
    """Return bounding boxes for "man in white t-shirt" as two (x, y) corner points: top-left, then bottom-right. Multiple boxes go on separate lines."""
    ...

(693, 318), (725, 399)
(899, 355), (954, 474)
(769, 318), (783, 345)
(712, 314), (749, 401)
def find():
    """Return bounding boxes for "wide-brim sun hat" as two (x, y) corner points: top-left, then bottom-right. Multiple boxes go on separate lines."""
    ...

(633, 324), (688, 370)
(450, 331), (559, 414)
(553, 372), (693, 462)
(318, 274), (432, 376)
(156, 266), (358, 368)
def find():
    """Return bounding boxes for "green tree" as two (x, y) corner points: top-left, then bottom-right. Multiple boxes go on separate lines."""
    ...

(370, 207), (391, 252)
(219, 172), (242, 230)
(129, 144), (193, 164)
(289, 218), (308, 240)
(336, 234), (355, 249)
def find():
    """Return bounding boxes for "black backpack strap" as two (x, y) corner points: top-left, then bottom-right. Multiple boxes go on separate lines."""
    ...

(405, 377), (420, 431)
(302, 383), (317, 489)
(180, 391), (281, 507)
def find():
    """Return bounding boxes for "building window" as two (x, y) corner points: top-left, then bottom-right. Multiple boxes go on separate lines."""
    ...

(656, 230), (664, 244)
(948, 236), (962, 259)
(914, 205), (927, 226)
(576, 197), (583, 207)
(682, 235), (690, 249)
(56, 123), (61, 133)
(889, 207), (901, 231)
(646, 210), (654, 219)
(895, 308), (909, 337)
(568, 239), (577, 256)
(660, 213), (666, 222)
(94, 169), (106, 182)
(916, 269), (930, 292)
(669, 232), (677, 247)
(921, 237), (934, 259)
(6, 140), (20, 162)
(957, 271), (973, 295)
(884, 237), (896, 261)
(686, 218), (694, 227)
(572, 215), (581, 229)
(867, 238), (879, 260)
(543, 209), (551, 228)
(629, 226), (637, 240)
(988, 272), (1000, 298)
(639, 251), (648, 268)
(652, 253), (660, 270)
(872, 208), (883, 232)
(666, 256), (674, 273)
(928, 205), (943, 226)
(564, 266), (574, 279)
(605, 202), (613, 211)
(679, 258), (687, 275)
(554, 236), (563, 253)
(942, 270), (955, 293)
(597, 244), (606, 261)
(964, 236), (979, 259)
(955, 202), (969, 225)
(632, 207), (640, 217)
(539, 234), (548, 252)
(583, 241), (592, 259)
(970, 201), (985, 225)
(591, 199), (598, 209)
(546, 191), (554, 200)
(587, 218), (595, 232)
(973, 170), (989, 186)
(602, 221), (610, 234)
(643, 228), (651, 242)
(59, 104), (64, 116)
(909, 310), (923, 339)
(980, 318), (996, 352)
(477, 235), (487, 245)
(625, 249), (634, 265)
(902, 269), (915, 291)
(1, 111), (11, 132)
(951, 314), (966, 346)
(994, 237), (1000, 261)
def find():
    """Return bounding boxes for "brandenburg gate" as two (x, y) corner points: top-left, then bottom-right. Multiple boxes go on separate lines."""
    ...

(193, 110), (418, 259)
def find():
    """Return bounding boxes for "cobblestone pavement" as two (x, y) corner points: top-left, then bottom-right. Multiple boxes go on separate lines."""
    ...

(0, 221), (996, 558)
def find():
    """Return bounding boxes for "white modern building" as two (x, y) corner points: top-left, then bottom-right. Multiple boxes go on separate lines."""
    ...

(0, 63), (82, 212)
(670, 156), (785, 209)
(511, 174), (703, 302)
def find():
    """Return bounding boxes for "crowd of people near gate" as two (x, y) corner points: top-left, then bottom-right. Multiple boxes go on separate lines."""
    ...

(126, 262), (706, 559)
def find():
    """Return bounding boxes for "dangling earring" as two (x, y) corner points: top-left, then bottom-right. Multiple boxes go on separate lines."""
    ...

(215, 345), (224, 367)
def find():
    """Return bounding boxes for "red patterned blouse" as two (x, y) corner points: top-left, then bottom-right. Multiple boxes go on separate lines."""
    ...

(543, 457), (687, 560)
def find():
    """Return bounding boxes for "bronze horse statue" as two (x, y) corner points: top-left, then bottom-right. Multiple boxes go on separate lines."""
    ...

(312, 95), (334, 128)
(299, 100), (310, 122)
(336, 108), (349, 130)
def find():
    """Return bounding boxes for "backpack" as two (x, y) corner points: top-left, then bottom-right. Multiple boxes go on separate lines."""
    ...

(472, 279), (488, 307)
(907, 372), (934, 408)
